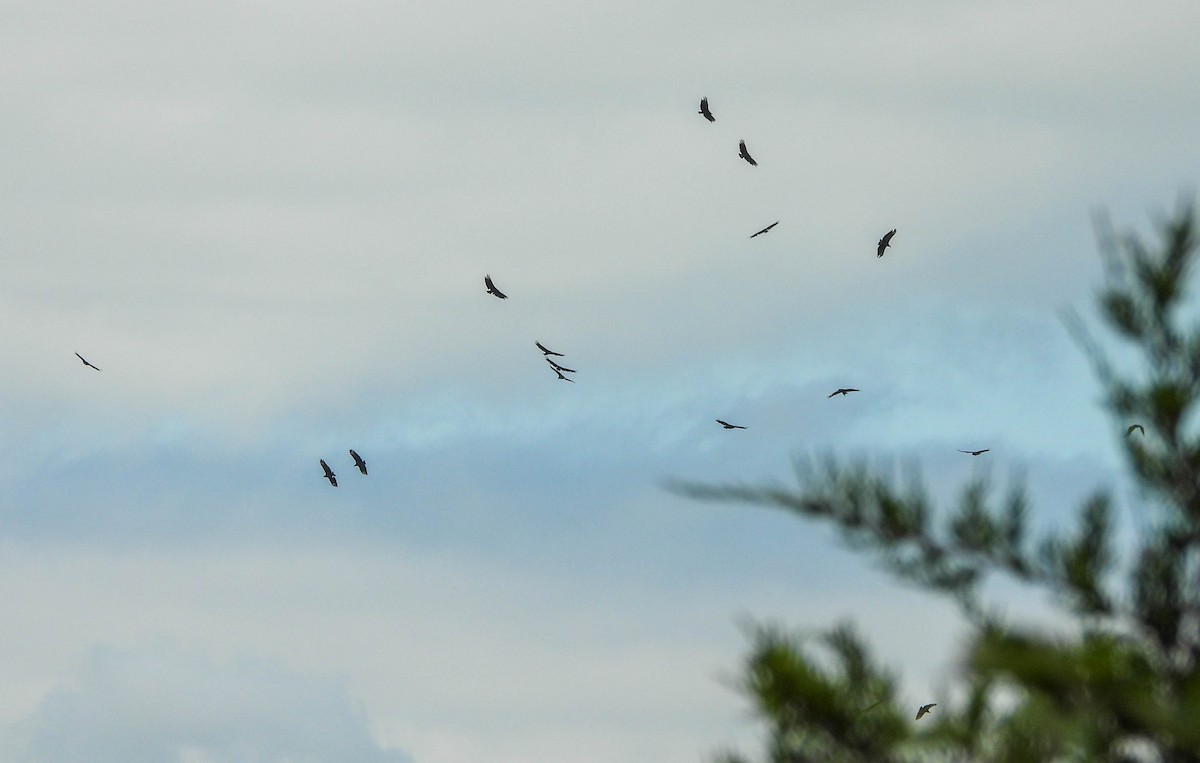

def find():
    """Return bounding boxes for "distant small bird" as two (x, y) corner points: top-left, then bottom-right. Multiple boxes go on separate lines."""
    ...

(715, 419), (746, 430)
(738, 140), (757, 166)
(550, 365), (575, 383)
(828, 388), (859, 397)
(546, 358), (576, 373)
(350, 449), (368, 475)
(749, 221), (779, 238)
(484, 274), (507, 299)
(958, 449), (990, 456)
(915, 703), (936, 720)
(699, 97), (715, 122)
(320, 459), (338, 487)
(877, 229), (897, 257)
(75, 352), (101, 371)
(536, 341), (564, 357)
(1127, 424), (1145, 437)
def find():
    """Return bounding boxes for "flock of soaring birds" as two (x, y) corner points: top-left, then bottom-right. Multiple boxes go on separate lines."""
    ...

(68, 95), (1152, 726)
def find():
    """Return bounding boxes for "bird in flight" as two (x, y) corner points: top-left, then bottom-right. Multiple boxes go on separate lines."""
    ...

(1127, 424), (1145, 437)
(749, 221), (779, 238)
(350, 449), (368, 475)
(75, 352), (101, 371)
(738, 140), (757, 166)
(715, 419), (747, 430)
(545, 358), (576, 374)
(959, 449), (990, 456)
(550, 365), (575, 383)
(877, 229), (897, 257)
(320, 459), (338, 487)
(699, 97), (715, 122)
(915, 703), (937, 720)
(484, 274), (507, 299)
(536, 341), (564, 357)
(828, 388), (859, 397)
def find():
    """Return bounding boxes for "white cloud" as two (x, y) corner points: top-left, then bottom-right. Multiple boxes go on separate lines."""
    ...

(1, 640), (410, 763)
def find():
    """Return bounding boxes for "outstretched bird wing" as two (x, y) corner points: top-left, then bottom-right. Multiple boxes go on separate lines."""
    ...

(536, 341), (564, 357)
(699, 97), (715, 122)
(1127, 424), (1145, 436)
(750, 221), (779, 238)
(484, 275), (507, 299)
(877, 229), (896, 257)
(546, 358), (576, 373)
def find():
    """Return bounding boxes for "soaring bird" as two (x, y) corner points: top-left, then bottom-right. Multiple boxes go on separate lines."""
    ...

(750, 221), (779, 238)
(545, 358), (576, 373)
(1127, 424), (1145, 437)
(75, 352), (101, 371)
(484, 274), (507, 299)
(959, 449), (990, 456)
(699, 97), (715, 122)
(877, 229), (897, 257)
(715, 419), (747, 430)
(536, 341), (564, 357)
(828, 388), (860, 397)
(915, 703), (937, 720)
(320, 459), (338, 487)
(738, 140), (757, 166)
(350, 449), (368, 475)
(550, 365), (575, 383)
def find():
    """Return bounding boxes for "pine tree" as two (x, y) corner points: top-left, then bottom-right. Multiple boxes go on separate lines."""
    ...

(682, 201), (1200, 762)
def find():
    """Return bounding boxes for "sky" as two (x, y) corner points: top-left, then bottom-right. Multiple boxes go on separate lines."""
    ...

(2, 1), (1199, 761)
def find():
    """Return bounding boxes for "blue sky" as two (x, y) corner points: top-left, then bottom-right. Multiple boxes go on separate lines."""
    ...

(2, 2), (1199, 761)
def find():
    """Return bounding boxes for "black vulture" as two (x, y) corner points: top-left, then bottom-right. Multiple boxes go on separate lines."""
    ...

(915, 704), (937, 720)
(699, 97), (715, 122)
(75, 352), (101, 371)
(715, 419), (747, 430)
(828, 388), (859, 397)
(877, 229), (897, 257)
(320, 459), (338, 487)
(536, 341), (564, 357)
(484, 274), (507, 299)
(738, 140), (757, 166)
(350, 449), (368, 475)
(749, 221), (779, 238)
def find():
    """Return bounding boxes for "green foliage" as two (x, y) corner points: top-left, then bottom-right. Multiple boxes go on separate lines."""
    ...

(684, 201), (1200, 762)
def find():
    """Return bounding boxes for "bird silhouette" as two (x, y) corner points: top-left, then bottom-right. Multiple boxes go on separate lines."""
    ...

(877, 229), (897, 257)
(959, 449), (990, 456)
(484, 274), (507, 299)
(1127, 424), (1145, 437)
(74, 352), (101, 371)
(750, 221), (779, 238)
(350, 449), (367, 475)
(699, 97), (715, 122)
(550, 365), (575, 383)
(738, 140), (757, 166)
(915, 703), (936, 720)
(536, 341), (564, 357)
(320, 459), (338, 487)
(828, 388), (859, 397)
(715, 419), (747, 430)
(546, 358), (576, 373)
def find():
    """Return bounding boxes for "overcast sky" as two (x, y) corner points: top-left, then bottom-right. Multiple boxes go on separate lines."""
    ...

(2, 2), (1199, 761)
